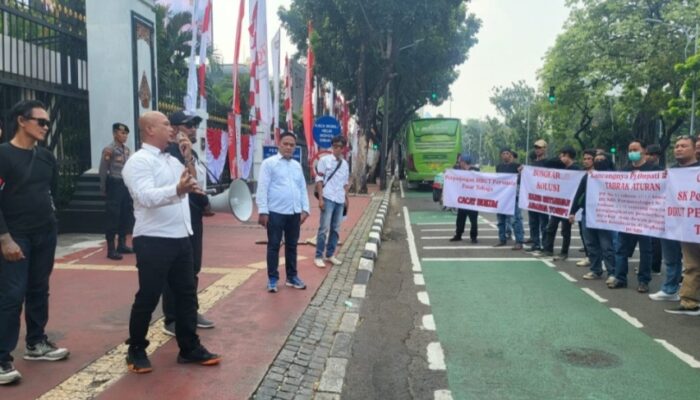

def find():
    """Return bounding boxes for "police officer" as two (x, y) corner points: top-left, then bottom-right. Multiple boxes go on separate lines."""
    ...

(99, 123), (134, 260)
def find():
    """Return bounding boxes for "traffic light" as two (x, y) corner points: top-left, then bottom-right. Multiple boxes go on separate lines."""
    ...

(610, 147), (616, 154)
(548, 86), (556, 104)
(373, 143), (379, 150)
(431, 92), (438, 101)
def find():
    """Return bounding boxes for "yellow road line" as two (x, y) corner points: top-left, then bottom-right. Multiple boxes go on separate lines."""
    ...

(38, 259), (273, 400)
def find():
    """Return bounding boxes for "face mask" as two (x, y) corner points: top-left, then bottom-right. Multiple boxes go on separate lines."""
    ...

(628, 151), (642, 162)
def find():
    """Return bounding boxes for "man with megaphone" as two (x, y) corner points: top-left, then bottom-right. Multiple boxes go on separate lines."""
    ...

(122, 111), (221, 373)
(256, 131), (311, 293)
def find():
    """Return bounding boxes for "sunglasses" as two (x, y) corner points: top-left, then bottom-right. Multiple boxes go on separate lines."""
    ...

(26, 117), (51, 128)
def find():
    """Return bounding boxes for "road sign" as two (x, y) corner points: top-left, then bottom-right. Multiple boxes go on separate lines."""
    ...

(313, 116), (341, 149)
(263, 145), (302, 163)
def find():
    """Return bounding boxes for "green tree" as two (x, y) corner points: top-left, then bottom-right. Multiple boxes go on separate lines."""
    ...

(279, 0), (480, 192)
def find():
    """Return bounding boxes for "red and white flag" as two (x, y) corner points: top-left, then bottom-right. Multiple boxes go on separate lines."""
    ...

(271, 28), (281, 145)
(197, 0), (212, 109)
(284, 54), (293, 132)
(228, 0), (245, 178)
(303, 22), (316, 167)
(248, 0), (272, 143)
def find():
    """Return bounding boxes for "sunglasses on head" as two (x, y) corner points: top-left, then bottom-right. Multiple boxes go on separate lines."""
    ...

(25, 117), (51, 128)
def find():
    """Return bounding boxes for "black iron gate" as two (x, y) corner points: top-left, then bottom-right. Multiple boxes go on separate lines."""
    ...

(0, 0), (89, 208)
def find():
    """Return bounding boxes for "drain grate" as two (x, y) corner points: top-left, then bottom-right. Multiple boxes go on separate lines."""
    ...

(558, 347), (621, 368)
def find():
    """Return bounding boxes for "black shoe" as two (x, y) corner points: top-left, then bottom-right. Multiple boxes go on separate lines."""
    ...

(493, 242), (507, 247)
(162, 322), (175, 337)
(470, 238), (478, 244)
(607, 279), (627, 289)
(449, 236), (462, 242)
(637, 283), (649, 293)
(665, 305), (700, 316)
(526, 246), (541, 252)
(126, 346), (152, 374)
(177, 345), (221, 365)
(107, 249), (123, 260)
(117, 245), (134, 254)
(197, 314), (215, 329)
(524, 239), (534, 245)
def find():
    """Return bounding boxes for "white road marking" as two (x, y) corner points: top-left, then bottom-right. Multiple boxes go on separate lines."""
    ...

(610, 308), (644, 328)
(654, 339), (700, 368)
(422, 257), (536, 262)
(423, 245), (526, 250)
(434, 390), (454, 400)
(414, 273), (425, 285)
(542, 260), (556, 268)
(558, 271), (577, 282)
(400, 180), (405, 198)
(421, 235), (584, 241)
(581, 288), (608, 303)
(404, 206), (423, 272)
(422, 314), (436, 331)
(417, 291), (431, 305)
(427, 342), (446, 370)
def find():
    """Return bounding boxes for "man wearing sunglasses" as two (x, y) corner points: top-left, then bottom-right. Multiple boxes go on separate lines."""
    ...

(159, 110), (215, 336)
(99, 123), (134, 260)
(0, 100), (69, 385)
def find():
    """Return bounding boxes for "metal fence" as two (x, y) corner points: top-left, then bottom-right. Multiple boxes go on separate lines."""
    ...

(0, 0), (89, 207)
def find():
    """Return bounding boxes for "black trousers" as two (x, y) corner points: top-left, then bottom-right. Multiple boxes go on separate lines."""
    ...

(543, 216), (572, 255)
(455, 209), (478, 240)
(105, 178), (134, 240)
(128, 236), (199, 353)
(163, 213), (203, 325)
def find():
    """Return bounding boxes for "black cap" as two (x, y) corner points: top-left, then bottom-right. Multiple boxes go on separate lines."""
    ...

(169, 110), (203, 126)
(112, 122), (129, 133)
(646, 144), (662, 156)
(500, 147), (512, 155)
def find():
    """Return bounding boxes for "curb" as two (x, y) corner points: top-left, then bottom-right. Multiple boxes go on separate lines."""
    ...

(315, 178), (394, 398)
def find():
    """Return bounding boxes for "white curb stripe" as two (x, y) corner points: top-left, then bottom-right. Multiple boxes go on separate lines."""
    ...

(422, 314), (436, 331)
(351, 284), (366, 298)
(654, 339), (700, 368)
(417, 291), (430, 305)
(581, 288), (608, 303)
(611, 308), (644, 328)
(414, 273), (425, 286)
(434, 389), (454, 400)
(558, 271), (577, 282)
(403, 206), (423, 273)
(427, 342), (446, 370)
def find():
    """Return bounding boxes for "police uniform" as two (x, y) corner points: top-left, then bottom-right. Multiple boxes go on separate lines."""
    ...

(99, 123), (134, 260)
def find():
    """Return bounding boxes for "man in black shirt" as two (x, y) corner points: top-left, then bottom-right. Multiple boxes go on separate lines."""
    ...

(0, 100), (69, 385)
(495, 148), (525, 249)
(527, 139), (550, 251)
(449, 153), (480, 243)
(535, 146), (581, 261)
(608, 139), (659, 292)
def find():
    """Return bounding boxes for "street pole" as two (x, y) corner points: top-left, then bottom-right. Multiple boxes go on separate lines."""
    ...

(478, 129), (482, 165)
(525, 101), (531, 165)
(380, 31), (392, 190)
(691, 23), (698, 135)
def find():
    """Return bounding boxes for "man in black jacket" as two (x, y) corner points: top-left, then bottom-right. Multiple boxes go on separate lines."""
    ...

(527, 139), (550, 252)
(161, 111), (215, 336)
(450, 153), (480, 243)
(0, 100), (69, 385)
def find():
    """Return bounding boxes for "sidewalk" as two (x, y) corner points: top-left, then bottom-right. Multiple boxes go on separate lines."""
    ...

(4, 184), (382, 400)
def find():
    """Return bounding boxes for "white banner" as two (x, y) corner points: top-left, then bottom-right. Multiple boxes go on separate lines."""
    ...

(518, 166), (586, 218)
(585, 170), (667, 237)
(443, 169), (518, 215)
(664, 167), (700, 243)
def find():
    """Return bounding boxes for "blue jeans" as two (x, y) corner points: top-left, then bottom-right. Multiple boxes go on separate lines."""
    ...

(660, 239), (683, 294)
(0, 228), (57, 362)
(528, 211), (549, 249)
(614, 232), (652, 285)
(267, 212), (301, 280)
(497, 203), (524, 244)
(316, 198), (344, 258)
(583, 226), (614, 276)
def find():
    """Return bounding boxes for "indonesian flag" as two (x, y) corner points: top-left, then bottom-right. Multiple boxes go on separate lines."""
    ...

(248, 0), (273, 143)
(197, 0), (212, 109)
(284, 54), (293, 132)
(184, 0), (199, 112)
(271, 28), (281, 145)
(229, 0), (245, 178)
(303, 22), (316, 167)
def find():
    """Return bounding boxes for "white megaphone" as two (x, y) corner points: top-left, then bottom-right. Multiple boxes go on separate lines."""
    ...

(207, 179), (253, 222)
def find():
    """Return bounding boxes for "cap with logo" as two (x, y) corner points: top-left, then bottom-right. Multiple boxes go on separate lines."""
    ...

(534, 139), (547, 147)
(112, 122), (129, 133)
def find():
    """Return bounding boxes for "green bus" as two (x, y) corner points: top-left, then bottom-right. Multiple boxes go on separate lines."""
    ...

(403, 118), (462, 188)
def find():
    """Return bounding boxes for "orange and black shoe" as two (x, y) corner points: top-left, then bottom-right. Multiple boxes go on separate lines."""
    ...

(177, 345), (222, 366)
(126, 346), (153, 374)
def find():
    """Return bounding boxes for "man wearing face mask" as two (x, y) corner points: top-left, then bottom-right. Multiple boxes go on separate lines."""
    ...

(608, 139), (660, 292)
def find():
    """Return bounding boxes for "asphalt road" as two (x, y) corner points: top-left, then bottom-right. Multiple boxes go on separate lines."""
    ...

(343, 182), (700, 400)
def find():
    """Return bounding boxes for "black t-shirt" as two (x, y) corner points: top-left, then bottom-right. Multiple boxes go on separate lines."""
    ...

(622, 161), (662, 171)
(0, 143), (58, 234)
(496, 162), (520, 174)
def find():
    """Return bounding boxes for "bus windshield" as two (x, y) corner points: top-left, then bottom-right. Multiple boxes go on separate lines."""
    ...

(411, 119), (459, 137)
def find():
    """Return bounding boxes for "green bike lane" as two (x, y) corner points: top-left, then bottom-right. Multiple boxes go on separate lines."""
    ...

(421, 258), (700, 399)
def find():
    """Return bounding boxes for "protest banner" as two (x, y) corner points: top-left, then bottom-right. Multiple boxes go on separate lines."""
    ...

(443, 169), (518, 215)
(664, 166), (700, 244)
(518, 166), (586, 218)
(585, 170), (667, 237)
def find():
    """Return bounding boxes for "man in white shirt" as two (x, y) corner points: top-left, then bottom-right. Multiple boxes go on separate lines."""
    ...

(122, 111), (220, 374)
(256, 132), (310, 293)
(314, 136), (349, 268)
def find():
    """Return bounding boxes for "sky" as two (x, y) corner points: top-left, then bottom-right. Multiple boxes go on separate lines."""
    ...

(207, 0), (570, 122)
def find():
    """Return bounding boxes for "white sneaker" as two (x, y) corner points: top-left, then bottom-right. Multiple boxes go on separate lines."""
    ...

(325, 256), (343, 266)
(649, 290), (680, 302)
(605, 276), (615, 285)
(576, 257), (591, 267)
(314, 258), (326, 268)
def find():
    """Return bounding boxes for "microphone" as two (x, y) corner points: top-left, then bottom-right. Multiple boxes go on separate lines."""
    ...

(204, 188), (218, 195)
